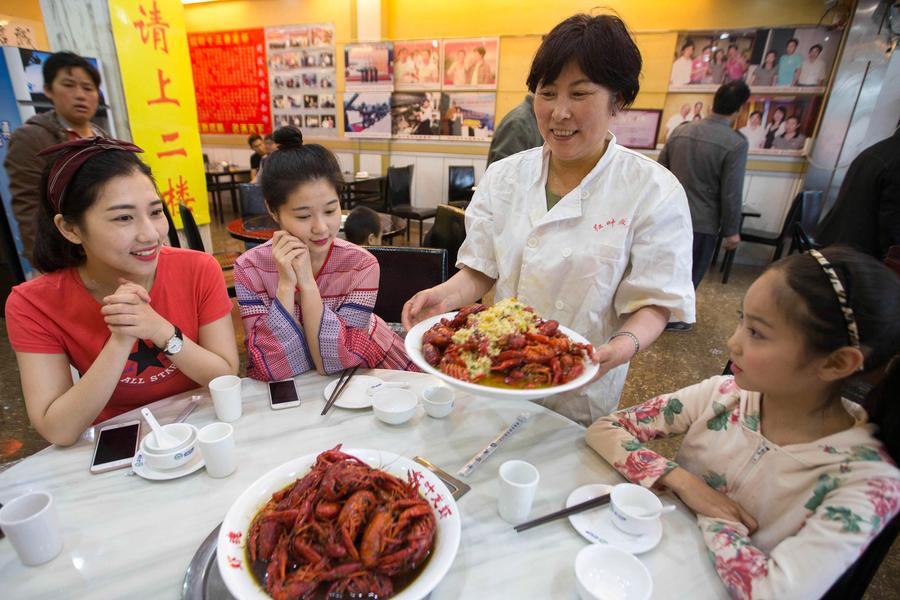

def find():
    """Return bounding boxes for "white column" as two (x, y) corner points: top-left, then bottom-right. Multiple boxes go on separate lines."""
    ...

(355, 0), (382, 42)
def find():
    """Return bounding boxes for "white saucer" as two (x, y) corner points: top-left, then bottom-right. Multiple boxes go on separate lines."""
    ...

(322, 375), (384, 409)
(132, 450), (205, 481)
(567, 484), (663, 555)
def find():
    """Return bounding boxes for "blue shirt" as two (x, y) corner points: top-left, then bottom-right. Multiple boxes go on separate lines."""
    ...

(777, 54), (802, 86)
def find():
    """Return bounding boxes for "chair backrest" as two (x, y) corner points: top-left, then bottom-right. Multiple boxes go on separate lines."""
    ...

(425, 204), (467, 273)
(364, 246), (448, 323)
(821, 514), (900, 600)
(386, 165), (414, 210)
(778, 191), (805, 239)
(448, 166), (475, 203)
(238, 183), (268, 218)
(178, 203), (206, 252)
(798, 190), (824, 240)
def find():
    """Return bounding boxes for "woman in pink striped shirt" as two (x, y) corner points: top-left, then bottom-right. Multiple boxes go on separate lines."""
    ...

(233, 127), (414, 380)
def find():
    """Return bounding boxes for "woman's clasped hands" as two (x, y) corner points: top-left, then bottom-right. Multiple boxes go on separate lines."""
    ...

(272, 230), (315, 291)
(100, 278), (174, 349)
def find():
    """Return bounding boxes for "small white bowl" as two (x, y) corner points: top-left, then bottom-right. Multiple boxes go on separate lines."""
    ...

(371, 389), (417, 425)
(610, 483), (663, 537)
(143, 422), (194, 453)
(575, 544), (653, 600)
(140, 425), (199, 471)
(422, 386), (454, 418)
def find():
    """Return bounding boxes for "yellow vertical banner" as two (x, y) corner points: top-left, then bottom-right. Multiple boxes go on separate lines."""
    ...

(108, 0), (208, 227)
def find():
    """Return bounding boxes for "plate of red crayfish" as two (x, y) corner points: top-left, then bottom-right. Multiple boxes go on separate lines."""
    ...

(405, 299), (599, 401)
(217, 445), (461, 600)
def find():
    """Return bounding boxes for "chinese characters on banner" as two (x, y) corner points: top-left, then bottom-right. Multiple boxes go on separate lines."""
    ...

(188, 28), (270, 135)
(109, 0), (209, 225)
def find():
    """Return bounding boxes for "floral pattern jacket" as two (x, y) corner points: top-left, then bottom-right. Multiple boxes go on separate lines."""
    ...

(586, 376), (900, 600)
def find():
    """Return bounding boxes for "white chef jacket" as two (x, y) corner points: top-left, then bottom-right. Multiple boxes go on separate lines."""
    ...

(457, 136), (695, 425)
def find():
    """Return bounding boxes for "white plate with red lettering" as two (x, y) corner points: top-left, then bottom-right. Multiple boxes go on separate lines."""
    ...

(217, 447), (461, 599)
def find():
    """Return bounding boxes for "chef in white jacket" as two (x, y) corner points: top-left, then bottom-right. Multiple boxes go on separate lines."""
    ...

(402, 13), (695, 425)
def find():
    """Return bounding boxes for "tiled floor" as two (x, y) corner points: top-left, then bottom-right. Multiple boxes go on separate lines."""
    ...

(0, 201), (896, 597)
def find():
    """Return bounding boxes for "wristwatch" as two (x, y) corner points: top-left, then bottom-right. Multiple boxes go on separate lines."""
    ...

(160, 325), (184, 356)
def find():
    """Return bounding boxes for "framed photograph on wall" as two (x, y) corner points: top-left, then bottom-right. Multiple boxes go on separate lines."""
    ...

(442, 38), (499, 90)
(736, 94), (823, 155)
(668, 31), (760, 92)
(391, 92), (442, 138)
(608, 109), (662, 150)
(393, 40), (441, 90)
(344, 42), (394, 90)
(439, 92), (495, 140)
(344, 91), (392, 138)
(657, 93), (715, 146)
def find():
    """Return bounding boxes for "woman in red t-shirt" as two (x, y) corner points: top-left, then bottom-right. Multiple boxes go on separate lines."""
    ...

(5, 138), (239, 445)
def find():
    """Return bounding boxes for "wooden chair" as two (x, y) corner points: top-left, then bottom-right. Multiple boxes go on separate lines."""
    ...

(386, 165), (436, 246)
(424, 204), (467, 274)
(448, 165), (475, 210)
(363, 246), (448, 325)
(178, 203), (239, 297)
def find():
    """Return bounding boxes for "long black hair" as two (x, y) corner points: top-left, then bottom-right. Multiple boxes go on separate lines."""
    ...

(770, 246), (900, 462)
(260, 126), (343, 212)
(33, 151), (154, 273)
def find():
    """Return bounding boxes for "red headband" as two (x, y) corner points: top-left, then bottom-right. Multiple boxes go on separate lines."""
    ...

(38, 136), (143, 215)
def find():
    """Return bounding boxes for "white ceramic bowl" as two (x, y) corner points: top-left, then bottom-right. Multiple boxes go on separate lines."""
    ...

(217, 448), (461, 600)
(140, 425), (199, 471)
(142, 422), (195, 453)
(575, 544), (653, 600)
(371, 388), (418, 425)
(610, 483), (663, 537)
(405, 311), (599, 401)
(422, 385), (454, 418)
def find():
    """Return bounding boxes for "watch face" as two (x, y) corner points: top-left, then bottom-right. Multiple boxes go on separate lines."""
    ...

(166, 335), (184, 355)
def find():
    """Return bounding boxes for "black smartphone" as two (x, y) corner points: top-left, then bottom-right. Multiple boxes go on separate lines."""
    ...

(90, 420), (141, 473)
(268, 379), (301, 410)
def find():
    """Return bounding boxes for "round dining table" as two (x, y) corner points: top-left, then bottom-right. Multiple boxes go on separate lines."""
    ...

(0, 369), (728, 599)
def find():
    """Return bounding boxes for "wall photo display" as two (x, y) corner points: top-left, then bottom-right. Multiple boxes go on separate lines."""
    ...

(608, 109), (662, 150)
(344, 91), (391, 137)
(442, 38), (499, 89)
(344, 42), (394, 90)
(266, 23), (337, 137)
(393, 40), (441, 90)
(440, 92), (495, 139)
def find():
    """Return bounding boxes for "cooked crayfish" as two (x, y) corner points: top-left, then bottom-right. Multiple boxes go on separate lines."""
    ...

(247, 445), (437, 599)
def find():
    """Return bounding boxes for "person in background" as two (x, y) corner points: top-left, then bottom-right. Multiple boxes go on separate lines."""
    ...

(797, 44), (826, 86)
(692, 101), (705, 119)
(763, 106), (787, 149)
(723, 43), (748, 82)
(446, 49), (468, 86)
(263, 132), (277, 154)
(4, 138), (239, 446)
(739, 110), (766, 149)
(777, 38), (802, 86)
(816, 126), (900, 259)
(344, 206), (383, 246)
(467, 46), (494, 85)
(706, 48), (727, 84)
(663, 103), (692, 142)
(247, 133), (266, 179)
(587, 247), (900, 600)
(403, 13), (695, 425)
(750, 50), (778, 87)
(670, 40), (694, 85)
(486, 94), (544, 166)
(771, 116), (806, 151)
(690, 44), (711, 84)
(234, 128), (414, 381)
(659, 80), (750, 301)
(255, 130), (292, 182)
(394, 46), (416, 83)
(4, 51), (110, 263)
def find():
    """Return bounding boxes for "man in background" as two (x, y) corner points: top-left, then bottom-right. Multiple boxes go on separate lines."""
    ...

(486, 94), (543, 166)
(247, 133), (266, 178)
(777, 38), (802, 86)
(797, 44), (826, 86)
(4, 51), (109, 263)
(659, 80), (750, 329)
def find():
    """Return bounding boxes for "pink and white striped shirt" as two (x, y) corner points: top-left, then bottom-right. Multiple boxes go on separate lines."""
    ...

(234, 238), (415, 380)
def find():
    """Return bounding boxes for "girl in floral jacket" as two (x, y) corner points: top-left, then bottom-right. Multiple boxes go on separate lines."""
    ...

(588, 246), (900, 599)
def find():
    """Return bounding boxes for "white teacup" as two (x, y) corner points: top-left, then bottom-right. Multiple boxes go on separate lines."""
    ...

(497, 460), (540, 524)
(421, 385), (454, 418)
(209, 375), (242, 423)
(198, 422), (236, 478)
(0, 491), (63, 566)
(609, 483), (662, 536)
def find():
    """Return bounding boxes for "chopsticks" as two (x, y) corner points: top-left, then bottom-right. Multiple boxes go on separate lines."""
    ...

(321, 365), (359, 415)
(514, 493), (611, 533)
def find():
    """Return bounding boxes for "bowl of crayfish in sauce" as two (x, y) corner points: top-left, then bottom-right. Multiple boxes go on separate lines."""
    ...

(217, 445), (461, 600)
(405, 299), (599, 402)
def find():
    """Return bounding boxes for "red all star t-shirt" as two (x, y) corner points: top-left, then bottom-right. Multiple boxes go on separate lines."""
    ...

(5, 247), (232, 423)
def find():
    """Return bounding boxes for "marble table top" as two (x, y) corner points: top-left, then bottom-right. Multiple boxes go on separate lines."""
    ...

(0, 369), (728, 599)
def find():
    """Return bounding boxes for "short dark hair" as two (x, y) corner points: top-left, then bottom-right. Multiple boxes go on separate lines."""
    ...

(728, 43), (738, 51)
(43, 51), (101, 89)
(263, 133), (274, 142)
(749, 110), (763, 119)
(474, 46), (486, 57)
(344, 206), (382, 246)
(260, 141), (343, 213)
(712, 80), (750, 115)
(247, 133), (262, 146)
(809, 44), (823, 53)
(33, 151), (154, 272)
(681, 40), (694, 53)
(787, 38), (799, 46)
(526, 13), (641, 110)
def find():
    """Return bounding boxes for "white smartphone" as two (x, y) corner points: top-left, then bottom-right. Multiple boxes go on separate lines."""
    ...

(90, 420), (141, 474)
(268, 379), (301, 410)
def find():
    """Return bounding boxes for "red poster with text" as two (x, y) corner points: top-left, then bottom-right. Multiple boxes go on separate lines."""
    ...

(188, 28), (270, 135)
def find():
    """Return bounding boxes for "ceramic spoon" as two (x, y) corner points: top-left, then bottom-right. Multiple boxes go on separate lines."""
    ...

(141, 407), (179, 448)
(636, 504), (677, 518)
